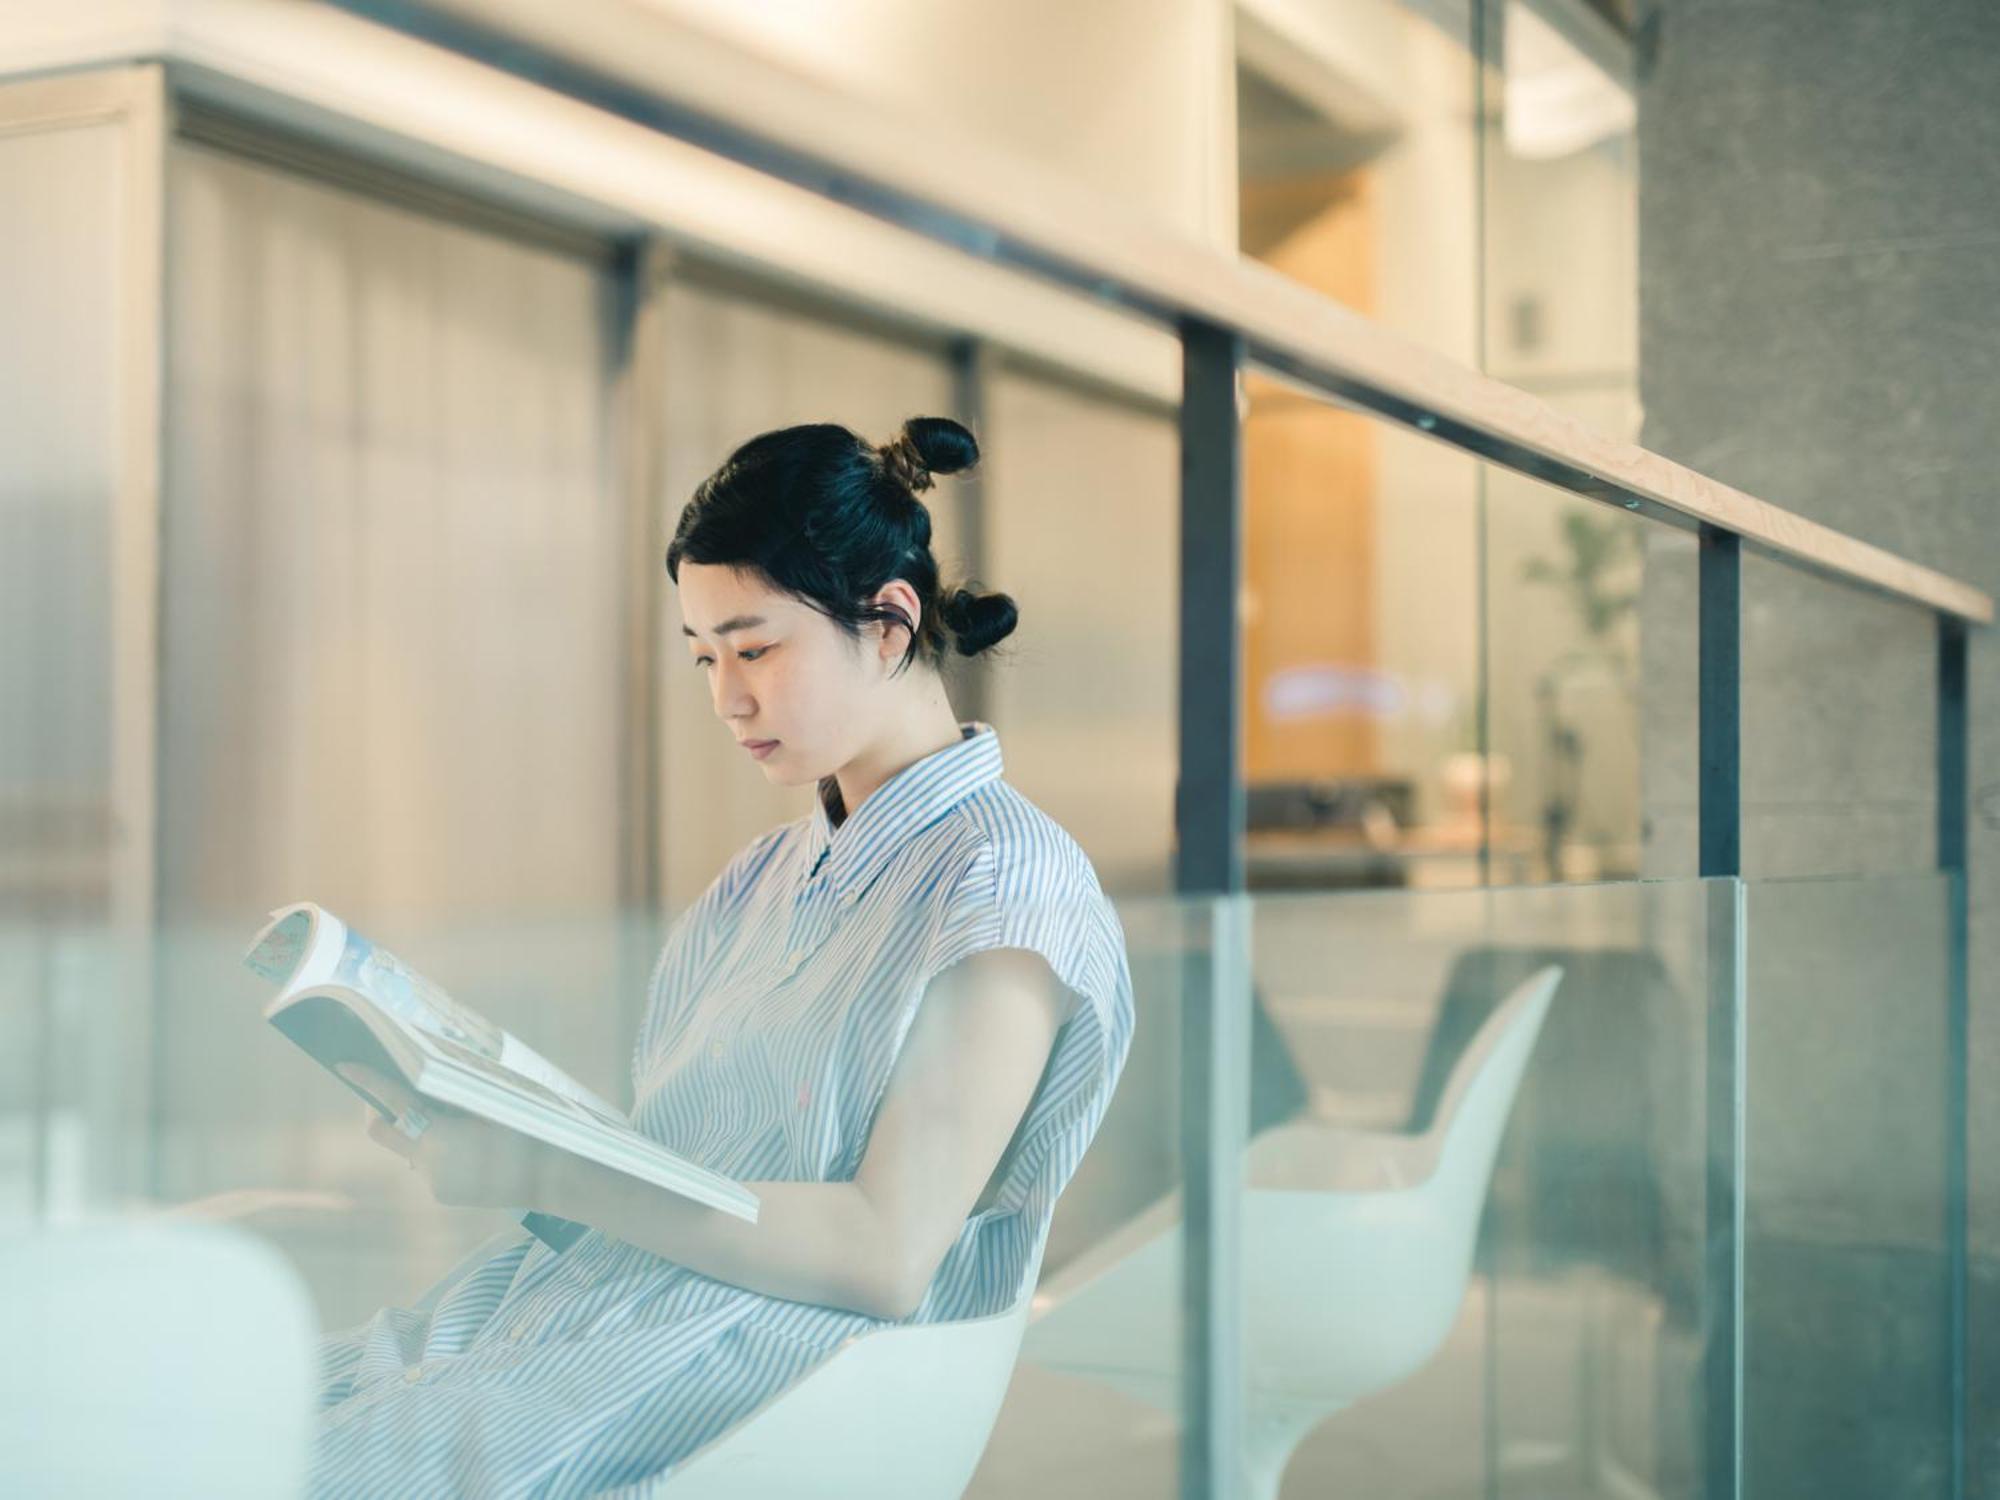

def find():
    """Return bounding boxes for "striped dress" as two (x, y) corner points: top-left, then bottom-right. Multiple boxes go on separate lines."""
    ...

(309, 720), (1136, 1498)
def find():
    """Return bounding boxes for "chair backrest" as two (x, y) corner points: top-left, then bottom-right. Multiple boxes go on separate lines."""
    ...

(1419, 963), (1564, 1205)
(1405, 944), (1694, 1298)
(660, 1237), (1047, 1498)
(0, 1219), (316, 1498)
(1238, 965), (1563, 1401)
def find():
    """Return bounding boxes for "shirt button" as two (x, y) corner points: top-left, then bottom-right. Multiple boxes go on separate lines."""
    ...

(403, 1364), (423, 1383)
(709, 1039), (725, 1059)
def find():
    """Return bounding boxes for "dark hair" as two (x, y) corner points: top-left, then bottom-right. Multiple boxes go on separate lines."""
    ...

(666, 416), (1019, 675)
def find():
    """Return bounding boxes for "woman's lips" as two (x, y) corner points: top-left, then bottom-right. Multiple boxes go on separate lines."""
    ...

(743, 739), (779, 760)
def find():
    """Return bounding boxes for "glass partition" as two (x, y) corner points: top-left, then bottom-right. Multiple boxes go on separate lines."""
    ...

(1247, 879), (1715, 1499)
(8, 869), (1970, 1496)
(1240, 385), (1660, 892)
(971, 894), (1194, 1495)
(1741, 872), (1953, 1499)
(1236, 0), (1482, 367)
(1003, 879), (1724, 1498)
(1005, 872), (1958, 1499)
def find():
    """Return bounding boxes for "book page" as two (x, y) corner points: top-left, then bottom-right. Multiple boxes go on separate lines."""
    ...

(332, 927), (507, 1061)
(331, 924), (625, 1124)
(496, 1033), (628, 1127)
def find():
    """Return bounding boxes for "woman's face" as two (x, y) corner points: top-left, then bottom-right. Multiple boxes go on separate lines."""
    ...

(676, 562), (882, 786)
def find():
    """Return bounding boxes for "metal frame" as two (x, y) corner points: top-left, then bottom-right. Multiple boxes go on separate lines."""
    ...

(612, 237), (674, 930)
(1939, 616), (1969, 1500)
(1175, 319), (1250, 1499)
(947, 335), (994, 729)
(1698, 524), (1745, 1500)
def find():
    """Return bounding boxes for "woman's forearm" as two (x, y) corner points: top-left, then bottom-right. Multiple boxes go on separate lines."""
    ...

(539, 1154), (912, 1321)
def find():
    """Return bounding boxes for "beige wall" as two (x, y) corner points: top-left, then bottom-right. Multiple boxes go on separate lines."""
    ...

(644, 0), (1240, 252)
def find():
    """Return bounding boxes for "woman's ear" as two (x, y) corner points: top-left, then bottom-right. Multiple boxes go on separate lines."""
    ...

(870, 579), (922, 666)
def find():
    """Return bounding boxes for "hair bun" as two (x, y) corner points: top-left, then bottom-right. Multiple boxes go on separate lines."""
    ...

(879, 416), (979, 496)
(941, 584), (1019, 657)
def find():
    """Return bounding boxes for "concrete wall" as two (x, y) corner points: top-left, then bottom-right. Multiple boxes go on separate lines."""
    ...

(1637, 1), (2000, 1492)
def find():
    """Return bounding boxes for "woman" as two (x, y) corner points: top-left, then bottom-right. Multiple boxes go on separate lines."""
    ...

(311, 416), (1137, 1497)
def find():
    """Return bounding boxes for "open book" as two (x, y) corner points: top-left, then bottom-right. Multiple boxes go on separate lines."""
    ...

(243, 901), (758, 1249)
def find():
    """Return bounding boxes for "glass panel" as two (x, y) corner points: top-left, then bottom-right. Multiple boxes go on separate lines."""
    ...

(1238, 0), (1648, 894)
(1237, 0), (1480, 365)
(1237, 878), (1720, 1498)
(1742, 872), (1952, 1498)
(1241, 385), (1484, 888)
(1242, 386), (1659, 891)
(1481, 0), (1644, 885)
(974, 894), (1194, 1496)
(0, 106), (133, 1218)
(1480, 0), (1638, 413)
(157, 140), (626, 1315)
(1483, 472), (1648, 885)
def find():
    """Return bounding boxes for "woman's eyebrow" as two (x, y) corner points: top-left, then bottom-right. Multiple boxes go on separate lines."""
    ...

(681, 614), (768, 639)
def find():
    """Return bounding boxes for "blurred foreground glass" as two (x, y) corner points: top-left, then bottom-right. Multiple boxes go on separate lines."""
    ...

(0, 88), (148, 1219)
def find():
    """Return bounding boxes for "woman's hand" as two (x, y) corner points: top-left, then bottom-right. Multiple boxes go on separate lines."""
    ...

(337, 1063), (568, 1213)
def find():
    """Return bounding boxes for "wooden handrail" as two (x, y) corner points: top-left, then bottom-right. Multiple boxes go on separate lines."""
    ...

(340, 0), (1991, 626)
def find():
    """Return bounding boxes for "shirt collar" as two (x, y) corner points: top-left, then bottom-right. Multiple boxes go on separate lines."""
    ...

(804, 720), (1002, 900)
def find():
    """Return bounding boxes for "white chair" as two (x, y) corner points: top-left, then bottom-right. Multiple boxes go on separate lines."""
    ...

(1018, 964), (1564, 1500)
(0, 1218), (317, 1499)
(656, 1233), (1048, 1498)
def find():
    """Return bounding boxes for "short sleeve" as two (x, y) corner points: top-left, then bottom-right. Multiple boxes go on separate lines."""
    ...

(904, 833), (1136, 1224)
(630, 826), (786, 1092)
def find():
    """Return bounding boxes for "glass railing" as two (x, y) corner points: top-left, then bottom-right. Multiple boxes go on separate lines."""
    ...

(975, 872), (1958, 1499)
(1740, 872), (1955, 1500)
(0, 877), (1968, 1497)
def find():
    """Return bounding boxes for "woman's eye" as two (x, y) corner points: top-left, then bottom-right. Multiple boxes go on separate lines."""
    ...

(739, 647), (768, 662)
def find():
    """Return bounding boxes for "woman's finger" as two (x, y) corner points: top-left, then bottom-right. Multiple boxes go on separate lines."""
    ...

(366, 1112), (417, 1162)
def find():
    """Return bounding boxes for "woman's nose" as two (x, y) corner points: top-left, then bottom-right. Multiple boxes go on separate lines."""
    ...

(709, 660), (753, 716)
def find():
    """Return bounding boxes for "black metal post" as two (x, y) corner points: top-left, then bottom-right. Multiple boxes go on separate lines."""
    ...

(948, 335), (993, 728)
(1699, 523), (1744, 1500)
(1175, 317), (1248, 1500)
(1939, 615), (1969, 1500)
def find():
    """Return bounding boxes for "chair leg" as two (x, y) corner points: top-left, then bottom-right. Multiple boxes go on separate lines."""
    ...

(1239, 1401), (1330, 1500)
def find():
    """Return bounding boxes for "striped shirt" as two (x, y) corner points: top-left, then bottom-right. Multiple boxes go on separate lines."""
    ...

(309, 719), (1136, 1497)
